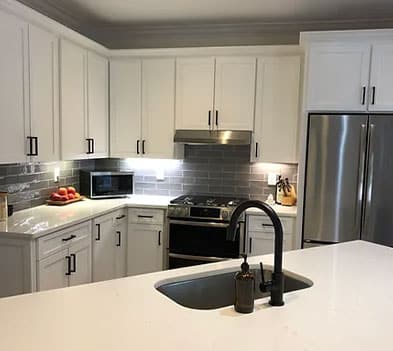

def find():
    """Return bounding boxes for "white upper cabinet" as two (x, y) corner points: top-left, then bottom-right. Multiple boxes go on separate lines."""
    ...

(110, 59), (142, 158)
(175, 56), (256, 131)
(0, 10), (28, 163)
(110, 58), (177, 159)
(214, 57), (256, 130)
(60, 40), (88, 160)
(28, 24), (59, 162)
(369, 44), (393, 111)
(252, 56), (301, 163)
(87, 51), (109, 158)
(175, 57), (215, 130)
(141, 59), (175, 158)
(61, 39), (108, 160)
(306, 43), (371, 111)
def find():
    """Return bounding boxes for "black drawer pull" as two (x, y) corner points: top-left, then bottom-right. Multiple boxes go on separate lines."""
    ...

(158, 230), (162, 246)
(65, 255), (71, 276)
(70, 253), (76, 273)
(262, 223), (274, 227)
(116, 231), (121, 247)
(62, 235), (76, 242)
(138, 215), (154, 219)
(215, 110), (219, 126)
(116, 215), (126, 220)
(249, 237), (253, 253)
(255, 142), (259, 158)
(371, 86), (376, 105)
(96, 224), (101, 241)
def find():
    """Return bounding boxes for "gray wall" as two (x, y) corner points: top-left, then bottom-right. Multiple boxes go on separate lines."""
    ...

(95, 145), (298, 200)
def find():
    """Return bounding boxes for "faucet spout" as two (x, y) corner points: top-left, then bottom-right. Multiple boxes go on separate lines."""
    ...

(228, 200), (284, 306)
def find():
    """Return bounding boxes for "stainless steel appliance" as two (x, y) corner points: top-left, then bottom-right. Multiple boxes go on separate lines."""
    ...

(303, 113), (393, 247)
(80, 171), (134, 199)
(167, 195), (247, 268)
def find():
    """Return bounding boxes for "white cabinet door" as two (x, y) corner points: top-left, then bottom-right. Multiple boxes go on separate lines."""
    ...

(0, 10), (28, 163)
(37, 248), (69, 291)
(114, 218), (127, 279)
(28, 24), (59, 162)
(175, 57), (215, 130)
(252, 56), (301, 163)
(69, 238), (92, 287)
(60, 39), (88, 160)
(214, 57), (256, 131)
(87, 51), (108, 158)
(141, 58), (175, 158)
(127, 224), (163, 276)
(369, 44), (393, 111)
(110, 60), (142, 158)
(92, 215), (116, 282)
(306, 43), (371, 111)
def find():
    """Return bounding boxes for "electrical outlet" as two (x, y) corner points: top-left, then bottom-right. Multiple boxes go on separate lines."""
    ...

(268, 173), (278, 186)
(54, 167), (60, 183)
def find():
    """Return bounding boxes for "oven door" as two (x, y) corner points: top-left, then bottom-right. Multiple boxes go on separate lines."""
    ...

(168, 219), (245, 269)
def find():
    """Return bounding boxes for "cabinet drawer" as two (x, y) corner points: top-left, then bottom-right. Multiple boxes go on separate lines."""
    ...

(248, 215), (293, 234)
(128, 208), (164, 225)
(37, 221), (92, 260)
(248, 233), (293, 256)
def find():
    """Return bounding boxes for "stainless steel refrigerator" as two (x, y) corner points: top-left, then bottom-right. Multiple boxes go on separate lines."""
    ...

(303, 113), (393, 248)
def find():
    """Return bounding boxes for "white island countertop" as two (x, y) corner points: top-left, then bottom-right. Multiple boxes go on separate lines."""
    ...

(0, 240), (390, 351)
(0, 196), (297, 238)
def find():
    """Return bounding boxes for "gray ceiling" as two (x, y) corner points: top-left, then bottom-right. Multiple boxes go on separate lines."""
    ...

(17, 0), (393, 48)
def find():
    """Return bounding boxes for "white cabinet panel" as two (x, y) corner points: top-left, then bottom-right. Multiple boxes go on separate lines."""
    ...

(141, 58), (175, 158)
(214, 57), (256, 131)
(37, 248), (69, 291)
(175, 57), (215, 130)
(369, 45), (393, 111)
(87, 51), (108, 158)
(127, 224), (164, 276)
(253, 56), (300, 163)
(68, 238), (92, 287)
(60, 39), (88, 160)
(110, 59), (142, 158)
(0, 10), (28, 163)
(307, 44), (371, 111)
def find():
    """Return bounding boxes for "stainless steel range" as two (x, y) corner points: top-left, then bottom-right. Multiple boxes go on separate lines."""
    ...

(167, 195), (247, 269)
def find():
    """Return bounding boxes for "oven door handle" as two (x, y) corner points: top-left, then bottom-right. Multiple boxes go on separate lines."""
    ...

(168, 253), (230, 262)
(169, 220), (229, 228)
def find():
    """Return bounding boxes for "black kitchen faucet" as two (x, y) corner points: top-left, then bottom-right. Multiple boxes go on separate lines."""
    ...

(228, 200), (285, 306)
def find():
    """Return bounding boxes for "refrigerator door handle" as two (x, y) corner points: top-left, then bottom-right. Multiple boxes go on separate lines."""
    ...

(355, 124), (367, 235)
(364, 123), (375, 235)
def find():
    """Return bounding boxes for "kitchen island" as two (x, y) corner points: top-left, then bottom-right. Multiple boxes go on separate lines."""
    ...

(0, 240), (390, 351)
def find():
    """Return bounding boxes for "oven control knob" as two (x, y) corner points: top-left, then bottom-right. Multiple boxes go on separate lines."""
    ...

(221, 210), (229, 219)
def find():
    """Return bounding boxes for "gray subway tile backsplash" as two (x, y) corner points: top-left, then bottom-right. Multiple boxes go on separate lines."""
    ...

(0, 145), (297, 212)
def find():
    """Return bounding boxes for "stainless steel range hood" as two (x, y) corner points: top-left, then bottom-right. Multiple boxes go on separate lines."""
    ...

(174, 130), (252, 145)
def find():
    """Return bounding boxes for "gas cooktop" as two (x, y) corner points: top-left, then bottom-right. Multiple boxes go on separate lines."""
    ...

(170, 195), (248, 207)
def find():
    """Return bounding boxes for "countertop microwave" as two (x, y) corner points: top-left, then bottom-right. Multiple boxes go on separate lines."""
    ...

(80, 170), (134, 199)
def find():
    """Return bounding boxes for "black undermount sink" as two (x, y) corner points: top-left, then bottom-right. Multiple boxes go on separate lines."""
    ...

(156, 265), (313, 310)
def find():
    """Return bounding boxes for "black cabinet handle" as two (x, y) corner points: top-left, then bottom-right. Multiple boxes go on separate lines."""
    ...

(371, 86), (376, 105)
(215, 110), (219, 126)
(116, 215), (126, 220)
(95, 224), (101, 241)
(86, 138), (94, 154)
(62, 234), (76, 242)
(27, 137), (33, 156)
(142, 140), (146, 154)
(208, 110), (211, 127)
(86, 139), (90, 154)
(70, 253), (76, 273)
(116, 231), (121, 247)
(136, 140), (140, 154)
(262, 223), (274, 227)
(249, 237), (252, 253)
(91, 138), (95, 154)
(255, 142), (259, 158)
(138, 215), (154, 219)
(158, 230), (162, 246)
(65, 255), (71, 276)
(361, 86), (366, 105)
(27, 137), (38, 156)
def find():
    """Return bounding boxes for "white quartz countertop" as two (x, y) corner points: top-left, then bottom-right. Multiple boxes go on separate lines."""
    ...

(246, 204), (297, 217)
(0, 195), (174, 238)
(0, 240), (390, 351)
(0, 196), (297, 238)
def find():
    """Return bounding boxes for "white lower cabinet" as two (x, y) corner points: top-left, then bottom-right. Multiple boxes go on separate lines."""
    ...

(37, 221), (92, 291)
(92, 210), (127, 282)
(246, 214), (296, 256)
(127, 208), (165, 276)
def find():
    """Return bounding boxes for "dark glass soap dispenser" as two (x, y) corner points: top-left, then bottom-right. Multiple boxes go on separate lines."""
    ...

(234, 254), (255, 313)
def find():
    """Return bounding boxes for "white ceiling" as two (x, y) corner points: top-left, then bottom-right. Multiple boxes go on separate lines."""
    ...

(20, 0), (393, 26)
